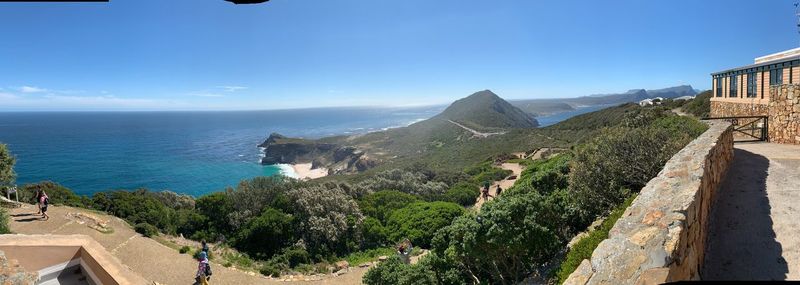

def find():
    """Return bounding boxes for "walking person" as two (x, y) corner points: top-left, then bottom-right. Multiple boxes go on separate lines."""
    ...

(397, 239), (412, 265)
(34, 189), (42, 214)
(39, 190), (49, 220)
(201, 240), (209, 254)
(195, 251), (211, 285)
(496, 185), (503, 196)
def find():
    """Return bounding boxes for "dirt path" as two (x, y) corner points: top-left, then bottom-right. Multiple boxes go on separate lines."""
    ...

(473, 162), (523, 210)
(703, 143), (800, 280)
(446, 120), (506, 138)
(7, 204), (369, 285)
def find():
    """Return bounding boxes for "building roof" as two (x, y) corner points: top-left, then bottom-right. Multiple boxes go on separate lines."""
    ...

(711, 55), (800, 77)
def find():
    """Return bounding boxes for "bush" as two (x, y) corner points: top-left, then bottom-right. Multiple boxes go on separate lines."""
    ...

(0, 144), (15, 186)
(555, 195), (636, 284)
(386, 201), (465, 248)
(442, 182), (479, 207)
(681, 90), (711, 118)
(232, 208), (295, 259)
(513, 153), (572, 195)
(359, 190), (420, 222)
(0, 209), (10, 234)
(569, 115), (704, 219)
(465, 161), (512, 184)
(134, 223), (159, 237)
(260, 263), (282, 277)
(19, 181), (86, 207)
(361, 217), (389, 249)
(179, 245), (191, 254)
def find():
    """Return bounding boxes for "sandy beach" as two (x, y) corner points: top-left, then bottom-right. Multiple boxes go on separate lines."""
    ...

(288, 163), (328, 180)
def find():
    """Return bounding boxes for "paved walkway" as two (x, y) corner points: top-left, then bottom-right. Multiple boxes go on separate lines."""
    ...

(703, 143), (800, 280)
(7, 205), (368, 285)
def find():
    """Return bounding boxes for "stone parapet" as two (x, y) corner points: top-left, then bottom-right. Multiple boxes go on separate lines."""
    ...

(564, 120), (734, 285)
(709, 100), (768, 117)
(768, 84), (800, 144)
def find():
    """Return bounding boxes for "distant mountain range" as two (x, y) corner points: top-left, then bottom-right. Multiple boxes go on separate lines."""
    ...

(511, 85), (697, 116)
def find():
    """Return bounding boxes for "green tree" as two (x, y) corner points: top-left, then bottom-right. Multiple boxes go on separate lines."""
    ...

(0, 144), (16, 188)
(358, 190), (420, 222)
(233, 208), (295, 259)
(386, 201), (465, 248)
(442, 182), (479, 207)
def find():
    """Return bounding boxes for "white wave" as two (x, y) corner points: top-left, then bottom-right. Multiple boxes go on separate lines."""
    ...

(276, 164), (299, 178)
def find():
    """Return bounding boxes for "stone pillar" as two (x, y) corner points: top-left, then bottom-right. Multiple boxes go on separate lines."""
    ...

(768, 84), (800, 144)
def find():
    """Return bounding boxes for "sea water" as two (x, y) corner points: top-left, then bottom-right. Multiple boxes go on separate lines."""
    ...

(0, 107), (442, 196)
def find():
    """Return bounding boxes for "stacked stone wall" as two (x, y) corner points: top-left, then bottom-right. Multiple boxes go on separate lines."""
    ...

(768, 84), (800, 144)
(709, 101), (768, 117)
(564, 121), (733, 285)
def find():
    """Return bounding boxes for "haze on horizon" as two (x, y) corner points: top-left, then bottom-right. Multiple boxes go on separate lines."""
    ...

(0, 0), (796, 111)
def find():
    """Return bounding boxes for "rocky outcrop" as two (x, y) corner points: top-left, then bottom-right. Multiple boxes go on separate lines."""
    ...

(768, 84), (800, 144)
(564, 120), (734, 285)
(259, 133), (377, 174)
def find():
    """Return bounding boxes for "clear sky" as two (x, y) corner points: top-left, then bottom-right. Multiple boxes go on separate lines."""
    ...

(0, 0), (797, 111)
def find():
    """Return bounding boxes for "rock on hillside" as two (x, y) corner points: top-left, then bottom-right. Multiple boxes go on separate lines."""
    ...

(433, 90), (539, 130)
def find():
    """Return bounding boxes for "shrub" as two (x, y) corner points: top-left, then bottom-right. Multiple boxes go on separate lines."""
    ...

(363, 255), (411, 285)
(354, 169), (449, 199)
(0, 144), (15, 186)
(179, 245), (191, 254)
(442, 182), (479, 207)
(386, 201), (465, 248)
(0, 209), (10, 234)
(361, 217), (389, 249)
(232, 208), (295, 259)
(358, 190), (419, 222)
(681, 90), (711, 118)
(465, 161), (512, 184)
(568, 116), (702, 219)
(289, 184), (364, 256)
(19, 181), (86, 207)
(134, 222), (159, 237)
(513, 153), (572, 195)
(260, 263), (281, 277)
(555, 195), (636, 284)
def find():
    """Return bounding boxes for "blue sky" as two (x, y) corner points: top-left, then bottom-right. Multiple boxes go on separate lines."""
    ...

(0, 0), (797, 111)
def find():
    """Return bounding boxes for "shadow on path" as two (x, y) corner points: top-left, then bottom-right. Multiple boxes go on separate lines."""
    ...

(702, 148), (788, 280)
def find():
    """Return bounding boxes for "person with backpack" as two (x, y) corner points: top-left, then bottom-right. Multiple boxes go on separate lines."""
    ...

(39, 190), (49, 220)
(201, 240), (209, 254)
(195, 251), (211, 285)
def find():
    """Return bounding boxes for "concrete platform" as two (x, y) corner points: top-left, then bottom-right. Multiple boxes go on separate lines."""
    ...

(703, 143), (800, 280)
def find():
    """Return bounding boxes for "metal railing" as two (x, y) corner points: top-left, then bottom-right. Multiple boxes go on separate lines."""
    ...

(703, 116), (768, 142)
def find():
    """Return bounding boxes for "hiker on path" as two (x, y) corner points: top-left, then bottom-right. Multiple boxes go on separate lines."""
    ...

(397, 239), (412, 264)
(496, 185), (503, 196)
(34, 189), (42, 214)
(39, 191), (49, 220)
(481, 184), (493, 201)
(201, 240), (209, 254)
(195, 251), (211, 285)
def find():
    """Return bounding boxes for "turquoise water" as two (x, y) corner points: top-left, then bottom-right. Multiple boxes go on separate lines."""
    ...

(0, 107), (442, 196)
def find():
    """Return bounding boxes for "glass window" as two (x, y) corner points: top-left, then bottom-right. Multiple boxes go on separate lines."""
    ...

(770, 68), (783, 86)
(729, 75), (737, 97)
(716, 77), (723, 97)
(747, 72), (757, 98)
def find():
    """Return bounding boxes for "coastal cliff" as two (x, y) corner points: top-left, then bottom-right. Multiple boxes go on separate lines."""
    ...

(259, 133), (377, 174)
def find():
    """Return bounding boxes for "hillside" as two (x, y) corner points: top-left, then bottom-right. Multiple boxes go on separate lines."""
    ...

(431, 90), (538, 131)
(511, 85), (696, 115)
(260, 90), (550, 174)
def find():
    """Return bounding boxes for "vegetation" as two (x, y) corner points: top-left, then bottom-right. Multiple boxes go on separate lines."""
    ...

(554, 195), (636, 284)
(0, 144), (14, 187)
(386, 201), (465, 248)
(681, 90), (711, 118)
(135, 222), (159, 237)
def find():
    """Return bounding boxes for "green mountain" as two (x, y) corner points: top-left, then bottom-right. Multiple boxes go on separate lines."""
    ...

(432, 90), (539, 130)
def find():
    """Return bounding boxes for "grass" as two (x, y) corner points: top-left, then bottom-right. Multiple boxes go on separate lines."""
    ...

(344, 247), (396, 266)
(554, 194), (637, 284)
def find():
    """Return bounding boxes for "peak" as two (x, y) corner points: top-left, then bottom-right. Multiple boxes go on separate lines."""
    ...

(465, 90), (499, 99)
(437, 90), (538, 130)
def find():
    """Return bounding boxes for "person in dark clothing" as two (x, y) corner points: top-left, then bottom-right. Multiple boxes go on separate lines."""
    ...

(496, 185), (503, 196)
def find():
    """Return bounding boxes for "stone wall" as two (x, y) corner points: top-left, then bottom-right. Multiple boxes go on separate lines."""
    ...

(709, 101), (769, 117)
(768, 84), (800, 144)
(564, 121), (734, 285)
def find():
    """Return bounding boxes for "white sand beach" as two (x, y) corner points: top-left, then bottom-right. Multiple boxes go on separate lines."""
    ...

(281, 163), (328, 180)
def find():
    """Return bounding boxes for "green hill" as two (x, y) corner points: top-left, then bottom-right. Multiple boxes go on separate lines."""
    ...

(433, 90), (538, 131)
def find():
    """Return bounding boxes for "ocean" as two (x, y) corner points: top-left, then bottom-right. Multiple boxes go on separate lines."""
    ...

(0, 105), (606, 197)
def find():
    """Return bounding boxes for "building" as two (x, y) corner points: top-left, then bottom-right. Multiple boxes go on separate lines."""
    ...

(711, 48), (800, 144)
